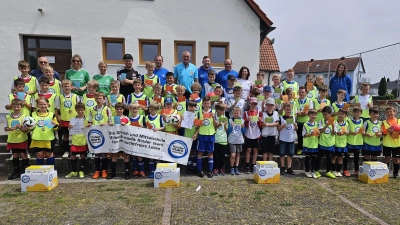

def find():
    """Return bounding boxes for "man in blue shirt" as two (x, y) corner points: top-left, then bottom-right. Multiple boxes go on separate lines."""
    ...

(30, 57), (61, 80)
(174, 51), (198, 98)
(216, 58), (238, 89)
(153, 55), (169, 86)
(198, 56), (213, 97)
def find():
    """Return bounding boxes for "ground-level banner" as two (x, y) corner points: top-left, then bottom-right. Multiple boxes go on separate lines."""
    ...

(83, 125), (192, 165)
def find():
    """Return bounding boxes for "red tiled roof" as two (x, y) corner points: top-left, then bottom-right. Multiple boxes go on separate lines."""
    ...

(293, 57), (362, 74)
(259, 37), (280, 71)
(245, 0), (273, 27)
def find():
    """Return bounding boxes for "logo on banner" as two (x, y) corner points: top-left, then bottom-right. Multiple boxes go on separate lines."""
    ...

(87, 129), (105, 149)
(155, 172), (163, 179)
(168, 140), (188, 159)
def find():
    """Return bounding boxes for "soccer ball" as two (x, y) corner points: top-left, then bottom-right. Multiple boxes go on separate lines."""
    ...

(168, 114), (181, 125)
(23, 116), (36, 127)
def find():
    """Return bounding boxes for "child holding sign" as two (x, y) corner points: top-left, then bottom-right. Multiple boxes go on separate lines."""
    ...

(88, 92), (112, 179)
(316, 106), (336, 179)
(312, 85), (331, 124)
(6, 79), (33, 117)
(107, 103), (130, 179)
(343, 107), (363, 177)
(31, 97), (59, 166)
(304, 74), (317, 99)
(261, 98), (279, 161)
(65, 103), (88, 179)
(381, 106), (400, 178)
(271, 74), (283, 108)
(33, 77), (59, 116)
(295, 86), (312, 155)
(81, 80), (98, 117)
(253, 72), (266, 94)
(142, 61), (159, 98)
(227, 107), (245, 175)
(278, 102), (298, 175)
(204, 70), (222, 95)
(362, 107), (382, 162)
(332, 89), (347, 119)
(128, 103), (146, 178)
(302, 109), (319, 178)
(332, 109), (349, 177)
(5, 99), (30, 180)
(175, 85), (187, 117)
(162, 72), (177, 100)
(278, 88), (295, 116)
(190, 83), (203, 114)
(145, 102), (165, 178)
(351, 82), (373, 122)
(162, 97), (179, 135)
(226, 86), (245, 119)
(126, 79), (148, 116)
(213, 104), (228, 176)
(196, 96), (217, 178)
(107, 80), (126, 116)
(243, 97), (263, 174)
(150, 83), (164, 114)
(183, 101), (200, 174)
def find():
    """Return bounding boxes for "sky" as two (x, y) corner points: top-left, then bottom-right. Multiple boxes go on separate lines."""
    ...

(255, 0), (400, 83)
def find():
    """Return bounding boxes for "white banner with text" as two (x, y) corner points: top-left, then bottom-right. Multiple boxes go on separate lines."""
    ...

(83, 125), (192, 165)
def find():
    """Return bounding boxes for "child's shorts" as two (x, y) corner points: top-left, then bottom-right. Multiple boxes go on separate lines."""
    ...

(245, 139), (259, 149)
(334, 146), (347, 156)
(9, 148), (27, 154)
(382, 146), (400, 158)
(70, 145), (88, 153)
(32, 148), (53, 153)
(191, 140), (198, 151)
(261, 136), (276, 154)
(279, 141), (294, 157)
(229, 144), (242, 153)
(362, 150), (381, 156)
(303, 147), (318, 155)
(197, 134), (215, 153)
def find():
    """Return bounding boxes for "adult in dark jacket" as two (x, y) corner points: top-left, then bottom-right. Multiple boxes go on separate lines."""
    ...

(329, 62), (352, 102)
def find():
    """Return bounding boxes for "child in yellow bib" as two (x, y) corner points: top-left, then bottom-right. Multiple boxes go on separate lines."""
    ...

(381, 106), (400, 178)
(6, 79), (33, 117)
(107, 80), (126, 116)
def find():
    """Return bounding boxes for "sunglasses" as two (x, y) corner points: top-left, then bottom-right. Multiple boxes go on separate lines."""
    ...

(72, 60), (81, 63)
(39, 61), (48, 64)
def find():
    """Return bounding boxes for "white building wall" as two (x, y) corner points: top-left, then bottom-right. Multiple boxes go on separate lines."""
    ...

(0, 0), (261, 113)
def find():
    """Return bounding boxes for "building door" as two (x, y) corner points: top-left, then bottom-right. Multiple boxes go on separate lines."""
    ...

(23, 36), (72, 80)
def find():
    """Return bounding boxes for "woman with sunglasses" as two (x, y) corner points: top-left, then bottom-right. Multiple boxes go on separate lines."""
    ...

(65, 54), (90, 96)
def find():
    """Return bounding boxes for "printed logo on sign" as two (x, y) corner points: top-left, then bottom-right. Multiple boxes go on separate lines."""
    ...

(168, 140), (189, 159)
(21, 175), (30, 183)
(203, 119), (210, 126)
(155, 172), (163, 179)
(86, 100), (94, 107)
(64, 100), (72, 108)
(259, 170), (266, 176)
(49, 174), (53, 182)
(324, 127), (331, 134)
(24, 86), (29, 92)
(87, 129), (105, 149)
(369, 170), (376, 177)
(372, 126), (379, 133)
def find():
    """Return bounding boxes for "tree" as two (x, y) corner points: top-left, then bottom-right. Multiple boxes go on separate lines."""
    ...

(378, 77), (387, 96)
(391, 88), (398, 98)
(387, 78), (390, 82)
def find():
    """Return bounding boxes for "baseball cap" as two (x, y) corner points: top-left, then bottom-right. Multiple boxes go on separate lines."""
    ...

(228, 74), (236, 81)
(123, 54), (133, 60)
(265, 98), (275, 105)
(263, 86), (272, 92)
(165, 97), (173, 103)
(249, 97), (258, 104)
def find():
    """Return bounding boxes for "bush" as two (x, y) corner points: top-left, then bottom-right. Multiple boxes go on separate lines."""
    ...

(391, 88), (398, 98)
(378, 77), (387, 96)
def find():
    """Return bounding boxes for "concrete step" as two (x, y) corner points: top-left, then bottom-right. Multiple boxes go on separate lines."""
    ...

(1, 155), (390, 175)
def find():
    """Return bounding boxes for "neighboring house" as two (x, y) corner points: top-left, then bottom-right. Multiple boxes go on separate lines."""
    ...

(292, 57), (366, 96)
(259, 37), (280, 85)
(370, 80), (399, 95)
(0, 0), (276, 113)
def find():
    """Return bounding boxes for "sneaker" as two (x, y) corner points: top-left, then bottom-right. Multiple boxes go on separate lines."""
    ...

(76, 154), (80, 158)
(305, 172), (312, 178)
(107, 172), (116, 179)
(297, 149), (303, 155)
(354, 170), (359, 176)
(286, 168), (295, 175)
(336, 172), (343, 177)
(251, 166), (255, 174)
(125, 171), (131, 180)
(65, 172), (77, 179)
(311, 172), (318, 179)
(101, 170), (108, 178)
(62, 151), (69, 158)
(315, 171), (321, 178)
(326, 171), (336, 179)
(230, 168), (235, 175)
(235, 168), (240, 175)
(219, 169), (225, 176)
(207, 171), (213, 178)
(280, 167), (285, 175)
(87, 153), (93, 158)
(78, 171), (85, 179)
(92, 171), (100, 179)
(332, 171), (338, 177)
(245, 167), (250, 174)
(133, 171), (139, 178)
(343, 170), (351, 177)
(393, 174), (400, 179)
(139, 171), (145, 178)
(8, 172), (20, 180)
(198, 171), (204, 178)
(148, 171), (154, 179)
(213, 169), (219, 176)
